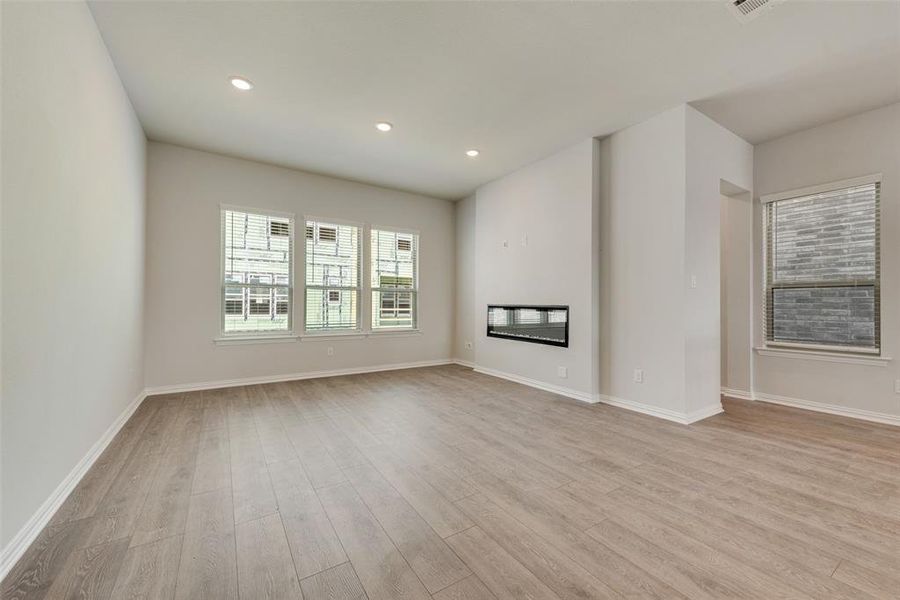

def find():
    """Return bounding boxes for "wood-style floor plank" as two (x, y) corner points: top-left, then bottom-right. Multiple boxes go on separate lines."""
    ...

(299, 562), (367, 600)
(174, 488), (238, 600)
(1, 519), (95, 600)
(317, 482), (430, 600)
(109, 534), (183, 600)
(43, 538), (129, 600)
(455, 494), (620, 599)
(268, 459), (348, 579)
(235, 513), (302, 600)
(343, 463), (471, 593)
(445, 526), (559, 600)
(191, 427), (231, 495)
(4, 365), (899, 600)
(432, 575), (498, 600)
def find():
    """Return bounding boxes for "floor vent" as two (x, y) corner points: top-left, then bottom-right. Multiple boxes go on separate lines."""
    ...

(729, 0), (783, 23)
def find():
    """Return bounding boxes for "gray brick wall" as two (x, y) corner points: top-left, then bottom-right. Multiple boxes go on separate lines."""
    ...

(772, 286), (875, 347)
(769, 185), (877, 348)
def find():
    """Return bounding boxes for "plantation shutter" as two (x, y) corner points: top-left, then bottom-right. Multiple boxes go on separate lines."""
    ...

(371, 229), (418, 329)
(221, 208), (293, 334)
(305, 220), (360, 331)
(764, 178), (880, 352)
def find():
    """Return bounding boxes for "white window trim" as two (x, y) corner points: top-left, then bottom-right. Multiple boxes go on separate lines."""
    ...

(760, 173), (882, 204)
(754, 346), (891, 367)
(303, 215), (364, 333)
(370, 226), (420, 331)
(214, 334), (300, 346)
(220, 205), (295, 338)
(300, 329), (422, 342)
(216, 210), (424, 342)
(761, 174), (882, 356)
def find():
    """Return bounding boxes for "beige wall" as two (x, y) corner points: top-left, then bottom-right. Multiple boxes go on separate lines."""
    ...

(453, 195), (476, 363)
(1, 1), (146, 549)
(752, 102), (900, 419)
(144, 143), (455, 389)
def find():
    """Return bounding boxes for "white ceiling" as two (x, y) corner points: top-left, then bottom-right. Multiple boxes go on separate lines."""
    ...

(88, 1), (900, 199)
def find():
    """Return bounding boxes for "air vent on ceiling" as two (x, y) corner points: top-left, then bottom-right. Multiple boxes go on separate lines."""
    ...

(729, 0), (784, 23)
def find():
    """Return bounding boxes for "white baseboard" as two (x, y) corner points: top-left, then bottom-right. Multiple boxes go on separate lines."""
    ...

(471, 365), (598, 404)
(0, 389), (147, 581)
(596, 394), (723, 425)
(685, 403), (727, 423)
(144, 358), (455, 396)
(721, 387), (754, 401)
(754, 391), (900, 427)
(451, 358), (475, 369)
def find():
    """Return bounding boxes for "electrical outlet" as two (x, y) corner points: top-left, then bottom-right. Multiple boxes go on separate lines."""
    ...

(633, 368), (644, 384)
(895, 379), (900, 394)
(521, 234), (528, 247)
(557, 366), (568, 379)
(690, 274), (697, 289)
(464, 341), (473, 350)
(327, 346), (334, 356)
(502, 240), (509, 248)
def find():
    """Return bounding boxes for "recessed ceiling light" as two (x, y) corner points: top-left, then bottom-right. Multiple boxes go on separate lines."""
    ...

(466, 149), (480, 157)
(229, 76), (254, 91)
(375, 122), (393, 132)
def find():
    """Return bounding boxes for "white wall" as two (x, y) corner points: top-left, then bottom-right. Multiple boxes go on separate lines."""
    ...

(1, 1), (146, 549)
(598, 106), (688, 414)
(596, 105), (752, 420)
(684, 107), (753, 414)
(453, 195), (476, 363)
(468, 139), (600, 399)
(144, 143), (455, 389)
(720, 190), (754, 396)
(753, 102), (900, 419)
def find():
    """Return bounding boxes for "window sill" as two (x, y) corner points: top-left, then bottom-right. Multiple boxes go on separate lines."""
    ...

(214, 334), (299, 346)
(300, 329), (421, 341)
(754, 346), (891, 367)
(213, 329), (423, 344)
(369, 328), (421, 337)
(301, 331), (367, 341)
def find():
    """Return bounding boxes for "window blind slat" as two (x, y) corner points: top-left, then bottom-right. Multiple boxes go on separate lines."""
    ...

(305, 220), (360, 331)
(764, 181), (880, 351)
(222, 209), (293, 334)
(371, 229), (418, 329)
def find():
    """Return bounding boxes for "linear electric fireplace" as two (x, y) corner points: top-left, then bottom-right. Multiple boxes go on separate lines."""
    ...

(486, 305), (569, 347)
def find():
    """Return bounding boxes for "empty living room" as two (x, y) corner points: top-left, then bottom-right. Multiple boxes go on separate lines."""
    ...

(3, 1), (900, 598)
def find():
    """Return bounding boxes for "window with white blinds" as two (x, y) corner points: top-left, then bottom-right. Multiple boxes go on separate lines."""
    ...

(371, 229), (418, 329)
(305, 220), (360, 331)
(222, 208), (293, 335)
(764, 177), (880, 353)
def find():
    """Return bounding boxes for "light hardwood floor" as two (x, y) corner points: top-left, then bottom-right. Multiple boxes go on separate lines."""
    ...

(3, 365), (899, 599)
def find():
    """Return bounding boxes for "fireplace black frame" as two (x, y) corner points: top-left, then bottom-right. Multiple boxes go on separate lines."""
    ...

(486, 304), (569, 348)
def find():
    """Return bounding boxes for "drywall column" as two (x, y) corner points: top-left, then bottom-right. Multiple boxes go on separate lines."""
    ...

(598, 106), (688, 416)
(684, 106), (753, 417)
(598, 105), (751, 422)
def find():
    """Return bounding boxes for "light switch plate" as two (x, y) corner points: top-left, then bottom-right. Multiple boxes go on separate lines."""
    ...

(633, 369), (643, 384)
(557, 366), (568, 378)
